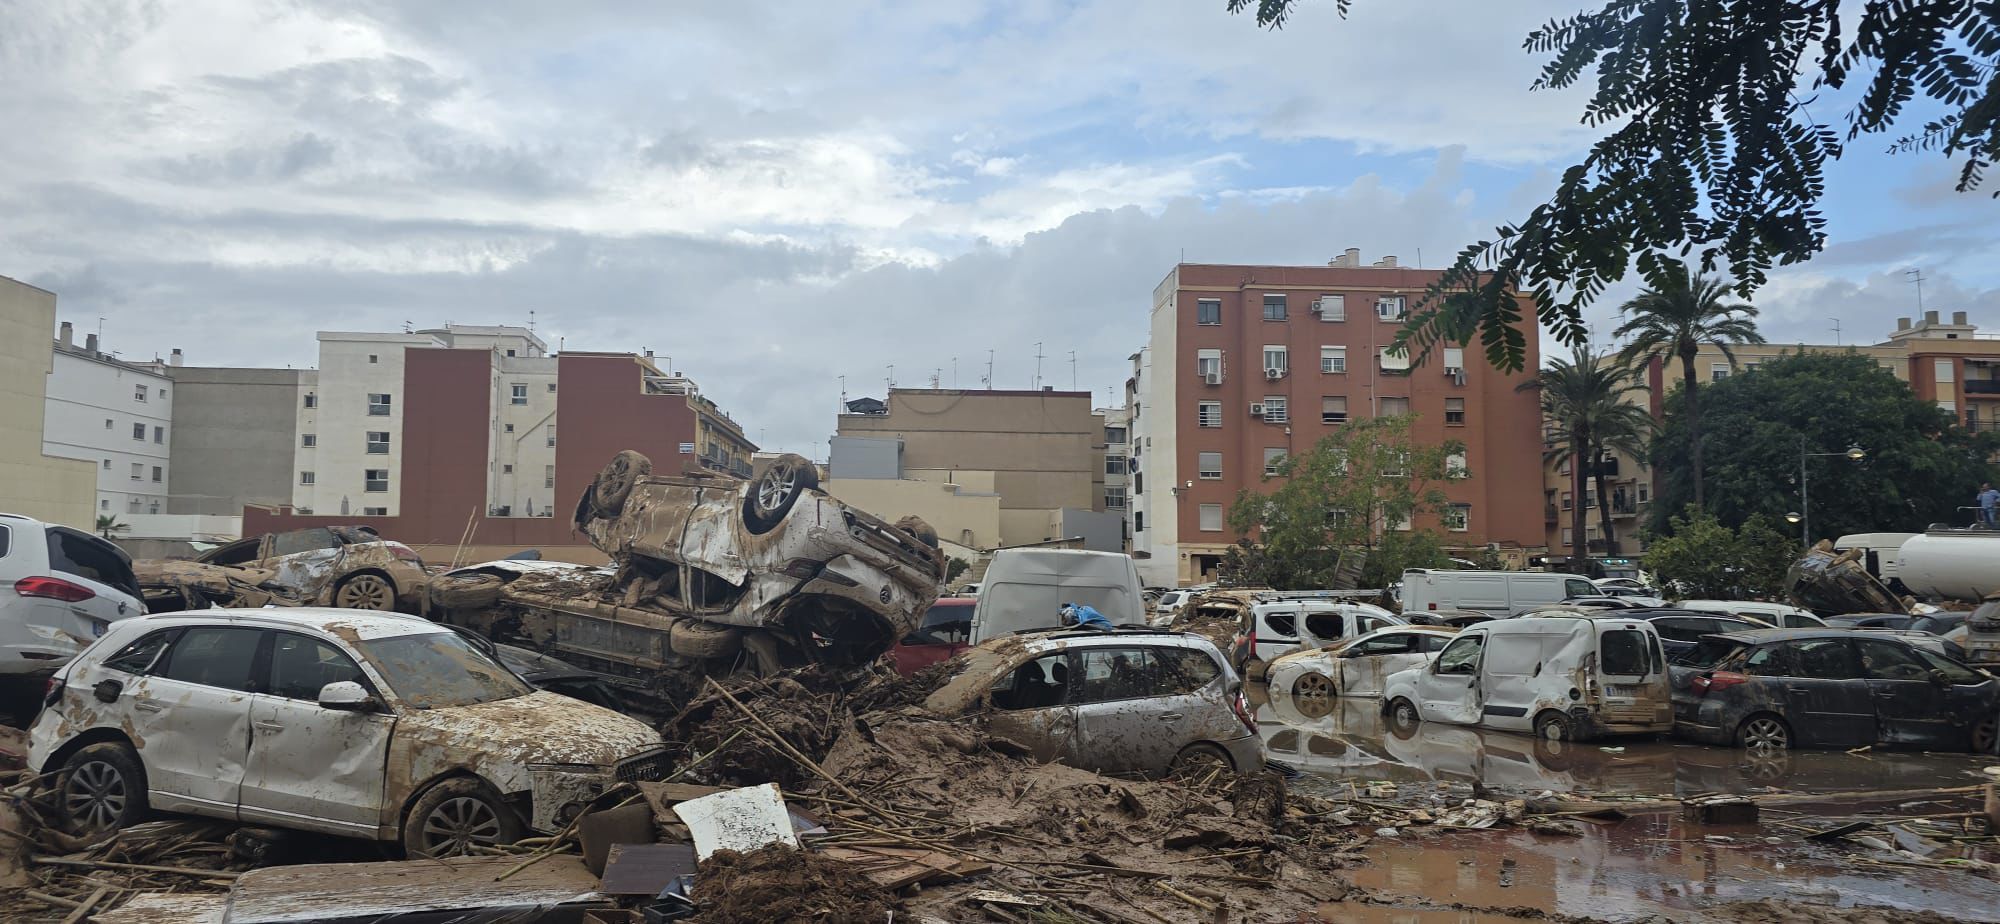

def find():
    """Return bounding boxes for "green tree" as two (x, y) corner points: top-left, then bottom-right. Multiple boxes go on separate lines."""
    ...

(1613, 267), (1764, 507)
(1224, 415), (1464, 589)
(1523, 344), (1654, 564)
(1228, 1), (2000, 372)
(1643, 506), (1797, 599)
(945, 557), (971, 585)
(1649, 351), (2000, 540)
(95, 515), (127, 540)
(1357, 529), (1455, 588)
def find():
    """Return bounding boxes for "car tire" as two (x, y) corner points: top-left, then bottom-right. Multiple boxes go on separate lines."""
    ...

(1290, 672), (1336, 719)
(333, 572), (398, 611)
(430, 573), (505, 610)
(1169, 742), (1235, 777)
(59, 742), (150, 836)
(582, 450), (653, 523)
(1533, 711), (1575, 742)
(1973, 718), (1997, 754)
(743, 454), (817, 535)
(668, 620), (742, 659)
(403, 777), (524, 858)
(1736, 713), (1792, 751)
(1386, 697), (1421, 736)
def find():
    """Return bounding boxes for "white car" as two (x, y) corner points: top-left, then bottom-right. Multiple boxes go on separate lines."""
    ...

(1676, 599), (1826, 628)
(0, 514), (144, 674)
(1266, 626), (1459, 713)
(1149, 589), (1193, 628)
(30, 608), (667, 857)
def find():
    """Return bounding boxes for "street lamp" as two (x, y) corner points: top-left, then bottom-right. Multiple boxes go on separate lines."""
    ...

(1798, 440), (1866, 546)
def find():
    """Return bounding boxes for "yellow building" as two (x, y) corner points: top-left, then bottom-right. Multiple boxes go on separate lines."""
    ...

(0, 276), (98, 528)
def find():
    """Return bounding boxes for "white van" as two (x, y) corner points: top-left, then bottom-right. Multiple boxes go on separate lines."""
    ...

(1400, 569), (1599, 618)
(1232, 600), (1405, 669)
(1833, 533), (1920, 592)
(1380, 615), (1673, 742)
(1676, 599), (1825, 628)
(969, 549), (1144, 644)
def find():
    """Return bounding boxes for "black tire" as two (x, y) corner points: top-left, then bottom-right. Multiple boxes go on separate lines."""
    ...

(1533, 710), (1576, 742)
(403, 777), (524, 858)
(59, 742), (150, 836)
(743, 454), (817, 535)
(1973, 718), (1997, 755)
(1170, 742), (1235, 776)
(1736, 713), (1792, 751)
(1386, 697), (1421, 736)
(430, 573), (505, 610)
(668, 620), (742, 659)
(580, 450), (652, 525)
(333, 572), (398, 611)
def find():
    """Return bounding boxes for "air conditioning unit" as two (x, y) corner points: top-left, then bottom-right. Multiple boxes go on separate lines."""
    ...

(1264, 368), (1284, 380)
(1249, 403), (1265, 417)
(1309, 299), (1324, 314)
(1203, 371), (1222, 385)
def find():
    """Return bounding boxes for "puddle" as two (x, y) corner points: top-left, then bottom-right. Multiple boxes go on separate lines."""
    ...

(1257, 692), (2000, 799)
(1319, 906), (1539, 923)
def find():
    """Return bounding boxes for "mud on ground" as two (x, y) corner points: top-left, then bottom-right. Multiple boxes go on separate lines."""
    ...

(692, 845), (894, 924)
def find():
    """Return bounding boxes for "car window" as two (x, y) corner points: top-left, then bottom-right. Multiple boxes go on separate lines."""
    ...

(102, 629), (181, 674)
(1648, 618), (1698, 642)
(267, 633), (370, 701)
(990, 654), (1069, 710)
(269, 528), (340, 558)
(158, 627), (264, 691)
(1684, 638), (1748, 670)
(1740, 644), (1792, 676)
(1856, 638), (1932, 682)
(1600, 630), (1651, 675)
(46, 528), (139, 598)
(1302, 613), (1345, 641)
(1074, 647), (1166, 703)
(1353, 634), (1414, 656)
(1564, 579), (1596, 598)
(1260, 611), (1297, 638)
(1159, 647), (1222, 693)
(352, 632), (532, 708)
(909, 602), (973, 645)
(1783, 639), (1862, 680)
(0, 524), (10, 559)
(1420, 634), (1452, 653)
(1360, 615), (1396, 633)
(1434, 635), (1483, 675)
(1912, 649), (1986, 685)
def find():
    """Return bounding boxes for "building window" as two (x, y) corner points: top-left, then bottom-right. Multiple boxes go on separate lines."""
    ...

(1446, 504), (1471, 532)
(1379, 346), (1412, 372)
(129, 463), (142, 480)
(1263, 448), (1286, 476)
(1196, 299), (1222, 325)
(1936, 359), (1956, 384)
(127, 498), (140, 513)
(368, 393), (392, 416)
(1196, 349), (1224, 383)
(1321, 396), (1350, 425)
(1198, 402), (1222, 428)
(362, 507), (387, 516)
(506, 349), (516, 357)
(1262, 345), (1288, 374)
(1445, 397), (1466, 425)
(1262, 396), (1288, 423)
(1561, 526), (1574, 545)
(300, 471), (316, 485)
(1376, 296), (1406, 320)
(134, 385), (147, 402)
(546, 424), (557, 447)
(364, 469), (389, 492)
(1317, 294), (1345, 322)
(303, 392), (317, 408)
(1105, 455), (1126, 476)
(1638, 484), (1650, 503)
(1383, 451), (1408, 478)
(1198, 452), (1223, 479)
(1262, 294), (1287, 321)
(1105, 426), (1127, 444)
(153, 425), (164, 443)
(368, 354), (379, 364)
(100, 499), (109, 510)
(1447, 451), (1469, 478)
(502, 464), (513, 474)
(101, 459), (110, 469)
(301, 433), (317, 448)
(129, 423), (144, 440)
(1562, 491), (1573, 510)
(366, 431), (390, 454)
(1938, 399), (1957, 413)
(511, 383), (528, 405)
(1105, 486), (1127, 509)
(1390, 510), (1413, 531)
(1379, 396), (1410, 416)
(159, 387), (167, 398)
(1443, 347), (1465, 373)
(1711, 363), (1731, 382)
(151, 466), (162, 482)
(104, 419), (112, 429)
(1321, 346), (1347, 374)
(1134, 512), (1145, 532)
(505, 423), (515, 433)
(1199, 504), (1223, 532)
(545, 465), (556, 489)
(548, 383), (558, 393)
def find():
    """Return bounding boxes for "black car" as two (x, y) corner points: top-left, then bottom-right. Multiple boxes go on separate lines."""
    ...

(1622, 609), (1767, 662)
(1824, 614), (1915, 631)
(1671, 628), (1999, 752)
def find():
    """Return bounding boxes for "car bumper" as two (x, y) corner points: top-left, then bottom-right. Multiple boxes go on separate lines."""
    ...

(0, 603), (108, 675)
(1220, 734), (1264, 773)
(1673, 720), (1735, 746)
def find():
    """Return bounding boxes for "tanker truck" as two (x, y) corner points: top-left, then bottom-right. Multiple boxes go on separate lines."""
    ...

(1898, 529), (2000, 664)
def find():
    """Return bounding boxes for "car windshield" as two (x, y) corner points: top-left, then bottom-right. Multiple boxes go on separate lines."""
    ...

(1682, 637), (1747, 670)
(353, 631), (532, 708)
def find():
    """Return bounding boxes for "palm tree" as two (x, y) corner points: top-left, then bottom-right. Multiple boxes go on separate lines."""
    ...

(1523, 345), (1655, 566)
(1613, 266), (1765, 507)
(95, 515), (127, 540)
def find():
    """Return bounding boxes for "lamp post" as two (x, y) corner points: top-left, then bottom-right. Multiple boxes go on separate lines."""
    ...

(1797, 439), (1866, 546)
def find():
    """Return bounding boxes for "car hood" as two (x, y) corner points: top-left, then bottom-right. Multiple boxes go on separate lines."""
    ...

(398, 690), (661, 767)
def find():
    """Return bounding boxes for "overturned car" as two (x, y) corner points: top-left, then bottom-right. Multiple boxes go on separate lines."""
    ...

(433, 451), (944, 708)
(133, 526), (428, 614)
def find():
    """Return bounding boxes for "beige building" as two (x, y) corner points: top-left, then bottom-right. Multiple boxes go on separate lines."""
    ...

(829, 388), (1116, 550)
(0, 276), (98, 528)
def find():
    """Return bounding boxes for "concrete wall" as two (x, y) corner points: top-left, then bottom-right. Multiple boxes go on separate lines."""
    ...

(1059, 507), (1125, 553)
(823, 477), (1004, 550)
(0, 277), (96, 528)
(168, 367), (304, 516)
(828, 436), (903, 479)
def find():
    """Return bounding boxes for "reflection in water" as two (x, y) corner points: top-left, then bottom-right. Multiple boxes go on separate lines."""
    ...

(1258, 690), (1998, 798)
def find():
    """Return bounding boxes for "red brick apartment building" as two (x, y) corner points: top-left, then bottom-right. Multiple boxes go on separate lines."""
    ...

(1126, 254), (1544, 586)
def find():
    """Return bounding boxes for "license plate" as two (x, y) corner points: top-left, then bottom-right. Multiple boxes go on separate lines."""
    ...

(90, 620), (108, 638)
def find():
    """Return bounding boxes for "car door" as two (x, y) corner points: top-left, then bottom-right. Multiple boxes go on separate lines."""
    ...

(1337, 632), (1418, 696)
(1069, 646), (1186, 774)
(239, 631), (396, 836)
(1856, 637), (1955, 747)
(1416, 633), (1485, 725)
(1775, 639), (1877, 747)
(120, 626), (263, 818)
(985, 653), (1078, 766)
(1254, 608), (1301, 662)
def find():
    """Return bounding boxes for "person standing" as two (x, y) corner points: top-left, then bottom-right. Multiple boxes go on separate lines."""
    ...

(1980, 482), (2000, 528)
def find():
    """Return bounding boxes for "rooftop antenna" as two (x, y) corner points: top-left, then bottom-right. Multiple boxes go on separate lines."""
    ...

(1033, 342), (1044, 390)
(528, 309), (536, 331)
(930, 369), (941, 389)
(985, 350), (994, 390)
(1906, 268), (1927, 311)
(1069, 351), (1077, 390)
(886, 364), (895, 391)
(952, 357), (958, 388)
(838, 375), (846, 414)
(1830, 317), (1843, 346)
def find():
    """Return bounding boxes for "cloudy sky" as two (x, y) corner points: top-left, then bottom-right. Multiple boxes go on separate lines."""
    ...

(6, 0), (1996, 456)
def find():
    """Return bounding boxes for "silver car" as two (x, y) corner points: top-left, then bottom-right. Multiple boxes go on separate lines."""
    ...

(924, 630), (1261, 776)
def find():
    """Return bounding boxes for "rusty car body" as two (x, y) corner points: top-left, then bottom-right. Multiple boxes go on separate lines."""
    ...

(28, 608), (666, 857)
(922, 629), (1261, 776)
(1785, 541), (1908, 617)
(1265, 625), (1459, 716)
(133, 526), (428, 614)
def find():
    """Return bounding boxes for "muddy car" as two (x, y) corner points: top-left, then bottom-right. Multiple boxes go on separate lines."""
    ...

(1785, 542), (1908, 616)
(29, 608), (667, 857)
(1266, 625), (1458, 716)
(134, 526), (427, 614)
(922, 629), (1261, 776)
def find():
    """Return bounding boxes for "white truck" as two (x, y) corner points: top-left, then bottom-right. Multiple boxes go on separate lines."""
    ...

(1400, 569), (1601, 618)
(968, 548), (1145, 645)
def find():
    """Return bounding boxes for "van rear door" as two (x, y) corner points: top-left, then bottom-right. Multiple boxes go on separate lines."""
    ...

(1594, 623), (1669, 727)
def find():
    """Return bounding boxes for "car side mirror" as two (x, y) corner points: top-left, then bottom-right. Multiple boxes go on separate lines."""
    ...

(318, 681), (376, 711)
(1930, 669), (1953, 687)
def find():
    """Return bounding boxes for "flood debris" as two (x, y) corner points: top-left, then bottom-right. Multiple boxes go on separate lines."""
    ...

(132, 525), (428, 614)
(1786, 541), (1910, 616)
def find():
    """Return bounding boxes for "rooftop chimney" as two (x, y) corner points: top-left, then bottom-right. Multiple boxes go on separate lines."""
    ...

(58, 321), (72, 347)
(1373, 255), (1398, 268)
(169, 348), (183, 367)
(1926, 310), (1941, 325)
(85, 333), (99, 353)
(1898, 317), (1912, 331)
(1344, 247), (1360, 267)
(1953, 311), (1969, 325)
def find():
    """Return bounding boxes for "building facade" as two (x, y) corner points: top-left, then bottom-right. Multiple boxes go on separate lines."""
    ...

(168, 366), (314, 518)
(42, 326), (178, 520)
(0, 276), (95, 528)
(1100, 403), (1131, 552)
(1134, 256), (1545, 586)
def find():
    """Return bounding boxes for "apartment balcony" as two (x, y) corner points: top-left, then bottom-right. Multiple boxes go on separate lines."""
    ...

(1964, 380), (2000, 395)
(1586, 458), (1621, 478)
(1545, 504), (1559, 525)
(1610, 499), (1639, 518)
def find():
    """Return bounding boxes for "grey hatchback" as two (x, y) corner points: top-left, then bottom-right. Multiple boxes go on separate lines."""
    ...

(1671, 628), (1999, 752)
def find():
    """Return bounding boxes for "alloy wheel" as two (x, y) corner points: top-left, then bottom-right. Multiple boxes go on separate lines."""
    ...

(420, 796), (504, 856)
(63, 760), (128, 833)
(756, 464), (799, 514)
(1742, 717), (1789, 751)
(336, 575), (395, 610)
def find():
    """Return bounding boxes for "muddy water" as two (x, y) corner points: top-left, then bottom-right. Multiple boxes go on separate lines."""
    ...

(1257, 691), (1999, 799)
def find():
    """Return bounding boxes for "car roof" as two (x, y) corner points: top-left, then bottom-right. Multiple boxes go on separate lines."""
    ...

(117, 607), (447, 641)
(1705, 627), (1918, 644)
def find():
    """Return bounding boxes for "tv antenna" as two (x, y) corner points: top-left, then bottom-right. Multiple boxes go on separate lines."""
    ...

(886, 365), (895, 391)
(1906, 268), (1927, 311)
(1033, 342), (1045, 390)
(1830, 317), (1842, 346)
(985, 350), (994, 390)
(1069, 351), (1077, 390)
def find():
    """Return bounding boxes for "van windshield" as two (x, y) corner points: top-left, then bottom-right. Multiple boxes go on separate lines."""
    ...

(1599, 629), (1652, 676)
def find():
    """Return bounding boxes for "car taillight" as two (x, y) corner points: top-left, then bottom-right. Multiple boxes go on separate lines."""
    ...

(1690, 670), (1748, 695)
(15, 576), (94, 603)
(43, 676), (65, 708)
(389, 545), (423, 564)
(1230, 686), (1258, 734)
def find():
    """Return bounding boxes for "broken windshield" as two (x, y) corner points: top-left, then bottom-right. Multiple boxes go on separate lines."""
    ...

(1681, 637), (1747, 671)
(354, 632), (532, 709)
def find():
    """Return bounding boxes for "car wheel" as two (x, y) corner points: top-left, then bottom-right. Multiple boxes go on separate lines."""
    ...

(334, 573), (397, 610)
(1291, 672), (1336, 719)
(581, 450), (653, 524)
(404, 777), (523, 858)
(1736, 714), (1792, 752)
(59, 743), (149, 835)
(1973, 718), (1997, 754)
(1169, 742), (1234, 778)
(743, 454), (817, 534)
(1534, 711), (1575, 742)
(1387, 697), (1421, 735)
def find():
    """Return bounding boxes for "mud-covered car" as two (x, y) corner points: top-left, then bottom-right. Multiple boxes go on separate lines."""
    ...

(134, 526), (427, 614)
(1786, 542), (1908, 616)
(1265, 625), (1458, 716)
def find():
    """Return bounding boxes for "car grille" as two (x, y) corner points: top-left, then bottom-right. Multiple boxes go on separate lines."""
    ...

(615, 752), (671, 783)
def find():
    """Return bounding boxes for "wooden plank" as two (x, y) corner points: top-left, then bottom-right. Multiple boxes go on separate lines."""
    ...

(222, 855), (602, 923)
(92, 893), (227, 924)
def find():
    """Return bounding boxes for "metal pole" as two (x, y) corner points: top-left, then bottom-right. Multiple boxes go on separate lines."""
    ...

(1800, 437), (1810, 547)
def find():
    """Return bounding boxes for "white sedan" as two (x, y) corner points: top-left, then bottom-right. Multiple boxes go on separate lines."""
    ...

(1266, 625), (1458, 715)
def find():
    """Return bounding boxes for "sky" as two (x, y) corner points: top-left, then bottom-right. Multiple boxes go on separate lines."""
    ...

(5, 0), (1998, 457)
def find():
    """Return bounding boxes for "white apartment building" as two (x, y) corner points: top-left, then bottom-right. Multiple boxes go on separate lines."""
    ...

(1099, 403), (1131, 552)
(1122, 346), (1172, 585)
(43, 324), (177, 519)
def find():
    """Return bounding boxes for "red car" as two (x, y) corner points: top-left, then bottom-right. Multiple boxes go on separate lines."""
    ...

(888, 598), (975, 676)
